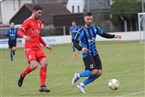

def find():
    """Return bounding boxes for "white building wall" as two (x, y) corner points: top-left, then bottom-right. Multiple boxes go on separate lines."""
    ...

(1, 0), (32, 24)
(66, 0), (84, 13)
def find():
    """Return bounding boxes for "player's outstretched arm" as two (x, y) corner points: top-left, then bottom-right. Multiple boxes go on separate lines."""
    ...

(39, 36), (46, 46)
(45, 44), (52, 51)
(100, 33), (121, 39)
(39, 36), (52, 51)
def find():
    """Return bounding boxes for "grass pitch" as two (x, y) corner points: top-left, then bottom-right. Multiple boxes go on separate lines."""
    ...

(0, 41), (144, 97)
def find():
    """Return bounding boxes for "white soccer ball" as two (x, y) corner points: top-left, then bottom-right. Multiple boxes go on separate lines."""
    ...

(108, 79), (120, 90)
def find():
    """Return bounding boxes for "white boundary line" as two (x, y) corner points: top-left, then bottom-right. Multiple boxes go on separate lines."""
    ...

(0, 46), (2, 97)
(116, 91), (145, 97)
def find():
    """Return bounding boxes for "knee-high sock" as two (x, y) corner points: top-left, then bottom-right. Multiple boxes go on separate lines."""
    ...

(78, 70), (92, 77)
(81, 75), (99, 86)
(21, 66), (32, 78)
(40, 67), (47, 86)
(10, 51), (13, 60)
(72, 46), (76, 52)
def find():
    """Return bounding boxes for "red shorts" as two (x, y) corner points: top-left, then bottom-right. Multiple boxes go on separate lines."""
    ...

(24, 47), (46, 63)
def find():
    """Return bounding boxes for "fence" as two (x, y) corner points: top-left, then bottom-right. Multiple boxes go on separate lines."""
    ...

(0, 31), (140, 49)
(0, 26), (71, 39)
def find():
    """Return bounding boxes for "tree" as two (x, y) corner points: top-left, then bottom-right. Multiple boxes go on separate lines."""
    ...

(111, 0), (142, 31)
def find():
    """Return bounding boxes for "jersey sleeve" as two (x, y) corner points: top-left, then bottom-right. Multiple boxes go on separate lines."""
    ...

(96, 26), (104, 36)
(39, 35), (46, 46)
(74, 27), (84, 41)
(5, 29), (9, 37)
(18, 20), (29, 37)
(22, 20), (30, 31)
(70, 26), (73, 32)
(73, 27), (84, 51)
(96, 25), (115, 38)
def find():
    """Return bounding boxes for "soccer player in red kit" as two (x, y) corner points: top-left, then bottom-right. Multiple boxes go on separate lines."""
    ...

(17, 5), (52, 92)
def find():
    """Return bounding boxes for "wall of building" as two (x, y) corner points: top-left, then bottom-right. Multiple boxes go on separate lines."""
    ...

(1, 0), (32, 24)
(66, 0), (84, 13)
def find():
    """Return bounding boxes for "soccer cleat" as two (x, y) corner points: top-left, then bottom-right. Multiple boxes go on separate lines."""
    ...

(39, 85), (50, 93)
(18, 74), (24, 87)
(72, 73), (80, 85)
(77, 53), (81, 57)
(72, 53), (77, 57)
(77, 84), (86, 94)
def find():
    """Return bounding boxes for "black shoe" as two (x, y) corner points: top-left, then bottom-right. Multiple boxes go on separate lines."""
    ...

(39, 85), (50, 93)
(18, 74), (24, 87)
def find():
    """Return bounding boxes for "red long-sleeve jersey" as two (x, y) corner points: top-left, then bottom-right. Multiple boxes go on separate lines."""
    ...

(18, 17), (46, 49)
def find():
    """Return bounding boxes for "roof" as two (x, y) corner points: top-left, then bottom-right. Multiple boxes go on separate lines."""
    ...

(10, 3), (71, 24)
(31, 0), (68, 5)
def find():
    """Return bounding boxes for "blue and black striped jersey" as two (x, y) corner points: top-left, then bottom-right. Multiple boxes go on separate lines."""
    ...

(5, 28), (18, 41)
(74, 24), (104, 58)
(70, 25), (79, 40)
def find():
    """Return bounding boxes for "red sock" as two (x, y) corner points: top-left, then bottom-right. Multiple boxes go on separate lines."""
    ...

(40, 66), (47, 86)
(21, 66), (32, 78)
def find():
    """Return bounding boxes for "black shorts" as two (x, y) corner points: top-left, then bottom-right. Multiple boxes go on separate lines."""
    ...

(83, 54), (102, 71)
(8, 40), (16, 48)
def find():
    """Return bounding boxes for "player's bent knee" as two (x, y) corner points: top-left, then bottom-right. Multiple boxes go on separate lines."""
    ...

(98, 70), (102, 76)
(12, 48), (15, 51)
(30, 61), (38, 70)
(92, 69), (98, 75)
(92, 69), (102, 76)
(40, 58), (48, 66)
(42, 63), (48, 67)
(41, 61), (48, 67)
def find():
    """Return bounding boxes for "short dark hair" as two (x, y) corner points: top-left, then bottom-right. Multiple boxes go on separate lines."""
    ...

(84, 12), (93, 17)
(32, 5), (42, 11)
(72, 20), (76, 23)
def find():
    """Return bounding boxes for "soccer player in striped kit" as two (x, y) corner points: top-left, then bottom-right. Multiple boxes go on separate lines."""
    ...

(72, 12), (121, 94)
(5, 22), (18, 61)
(69, 20), (80, 57)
